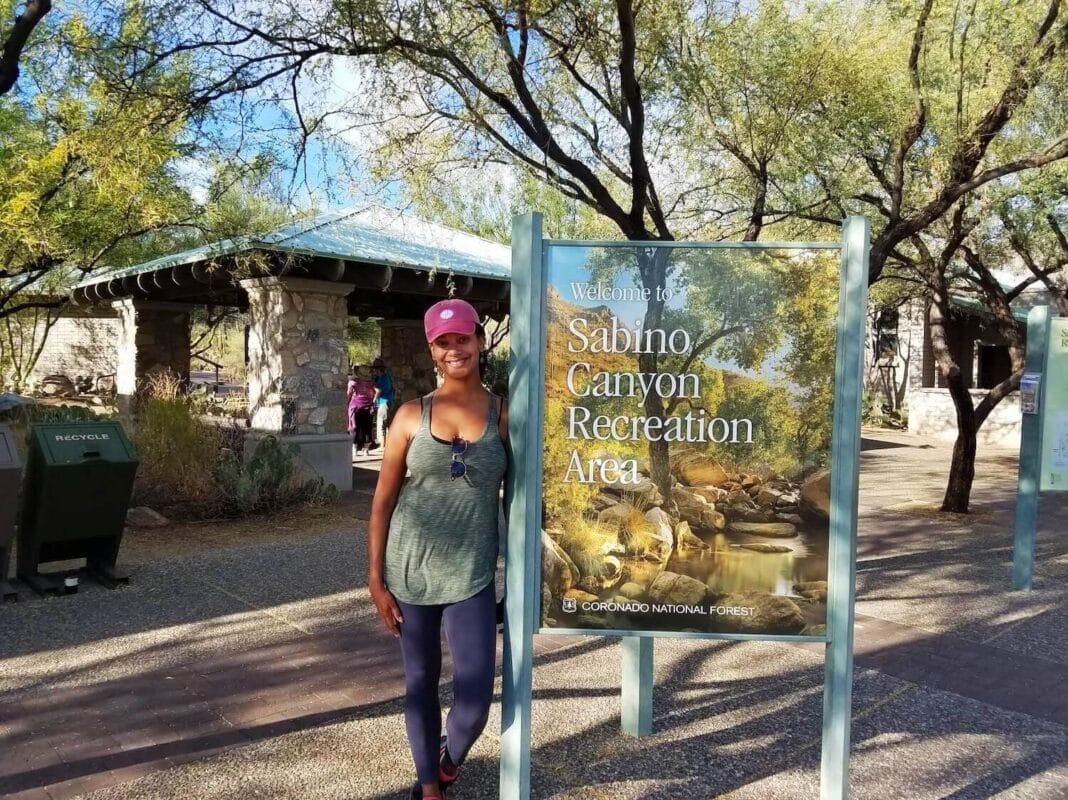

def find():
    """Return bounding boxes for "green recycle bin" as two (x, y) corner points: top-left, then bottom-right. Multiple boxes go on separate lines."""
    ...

(0, 424), (21, 601)
(18, 421), (138, 593)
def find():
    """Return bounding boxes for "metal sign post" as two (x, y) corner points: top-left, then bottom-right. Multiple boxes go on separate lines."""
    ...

(1013, 307), (1068, 591)
(503, 214), (869, 800)
(820, 215), (869, 799)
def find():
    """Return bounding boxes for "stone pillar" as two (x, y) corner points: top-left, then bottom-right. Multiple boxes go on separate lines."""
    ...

(113, 300), (192, 409)
(378, 319), (438, 404)
(241, 277), (354, 491)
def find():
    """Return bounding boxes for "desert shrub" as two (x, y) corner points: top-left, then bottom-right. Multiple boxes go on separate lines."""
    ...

(214, 435), (338, 517)
(187, 385), (249, 419)
(132, 396), (226, 517)
(0, 402), (112, 450)
(861, 389), (907, 430)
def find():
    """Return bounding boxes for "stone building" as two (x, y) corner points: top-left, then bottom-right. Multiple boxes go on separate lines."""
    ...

(26, 306), (120, 390)
(70, 206), (511, 491)
(866, 285), (1053, 447)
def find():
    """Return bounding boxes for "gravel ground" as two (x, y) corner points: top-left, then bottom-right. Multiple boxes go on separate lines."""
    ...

(2, 432), (1066, 800)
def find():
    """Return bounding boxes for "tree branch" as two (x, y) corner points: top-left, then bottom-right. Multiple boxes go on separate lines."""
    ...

(0, 0), (51, 96)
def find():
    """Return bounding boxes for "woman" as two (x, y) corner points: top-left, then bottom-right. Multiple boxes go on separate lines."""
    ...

(368, 299), (508, 800)
(347, 366), (377, 457)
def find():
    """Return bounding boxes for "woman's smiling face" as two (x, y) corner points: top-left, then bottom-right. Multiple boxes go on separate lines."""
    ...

(430, 331), (483, 379)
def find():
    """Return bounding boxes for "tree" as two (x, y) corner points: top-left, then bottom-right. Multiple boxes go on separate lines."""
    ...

(0, 7), (200, 322)
(0, 6), (304, 390)
(0, 303), (58, 391)
(114, 0), (1068, 511)
(674, 0), (858, 241)
(753, 0), (1068, 511)
(919, 172), (1067, 511)
(111, 0), (698, 241)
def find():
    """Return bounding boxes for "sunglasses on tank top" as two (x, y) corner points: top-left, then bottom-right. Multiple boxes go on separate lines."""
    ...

(450, 436), (468, 480)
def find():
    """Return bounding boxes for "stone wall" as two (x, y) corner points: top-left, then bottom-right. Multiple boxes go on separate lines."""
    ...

(113, 300), (191, 399)
(378, 319), (437, 405)
(24, 313), (119, 388)
(242, 277), (352, 435)
(908, 387), (1022, 446)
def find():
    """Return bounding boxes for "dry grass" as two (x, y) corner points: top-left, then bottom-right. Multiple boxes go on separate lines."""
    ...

(132, 393), (227, 518)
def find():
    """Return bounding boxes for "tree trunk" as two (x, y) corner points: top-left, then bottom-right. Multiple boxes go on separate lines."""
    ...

(744, 163), (769, 242)
(927, 298), (978, 512)
(636, 248), (672, 505)
(942, 386), (978, 513)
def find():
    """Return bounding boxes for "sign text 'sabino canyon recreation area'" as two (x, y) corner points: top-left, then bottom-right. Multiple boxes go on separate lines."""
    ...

(540, 245), (840, 636)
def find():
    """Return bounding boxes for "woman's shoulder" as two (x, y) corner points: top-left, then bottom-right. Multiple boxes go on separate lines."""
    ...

(392, 397), (424, 422)
(385, 398), (424, 442)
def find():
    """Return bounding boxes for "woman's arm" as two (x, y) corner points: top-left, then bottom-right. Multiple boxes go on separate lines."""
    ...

(367, 399), (420, 636)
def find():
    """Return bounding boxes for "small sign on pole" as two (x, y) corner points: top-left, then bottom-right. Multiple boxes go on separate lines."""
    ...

(1020, 373), (1041, 415)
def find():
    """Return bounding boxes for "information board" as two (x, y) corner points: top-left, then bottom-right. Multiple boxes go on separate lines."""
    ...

(502, 214), (869, 800)
(1040, 318), (1068, 491)
(539, 244), (840, 637)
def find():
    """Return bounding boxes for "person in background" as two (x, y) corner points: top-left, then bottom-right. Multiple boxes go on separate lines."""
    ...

(372, 357), (395, 446)
(367, 299), (508, 800)
(347, 365), (377, 457)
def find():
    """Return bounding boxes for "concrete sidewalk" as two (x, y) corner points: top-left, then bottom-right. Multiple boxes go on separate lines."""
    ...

(1, 430), (1066, 799)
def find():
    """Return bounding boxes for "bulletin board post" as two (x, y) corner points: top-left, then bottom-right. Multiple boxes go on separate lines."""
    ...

(820, 215), (870, 800)
(502, 214), (869, 800)
(1013, 306), (1050, 591)
(501, 212), (545, 800)
(1013, 306), (1068, 591)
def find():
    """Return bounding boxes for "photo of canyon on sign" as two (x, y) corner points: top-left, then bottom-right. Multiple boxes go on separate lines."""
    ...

(540, 244), (840, 637)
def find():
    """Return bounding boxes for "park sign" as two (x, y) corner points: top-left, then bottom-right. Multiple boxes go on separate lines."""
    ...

(502, 214), (870, 800)
(540, 243), (839, 637)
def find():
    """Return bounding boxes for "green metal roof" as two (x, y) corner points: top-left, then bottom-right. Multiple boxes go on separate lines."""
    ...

(948, 292), (1033, 323)
(75, 206), (512, 289)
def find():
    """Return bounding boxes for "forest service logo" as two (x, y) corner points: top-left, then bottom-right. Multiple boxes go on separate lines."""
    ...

(561, 597), (577, 612)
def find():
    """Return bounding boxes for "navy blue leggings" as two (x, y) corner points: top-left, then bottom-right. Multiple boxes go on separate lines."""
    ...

(396, 582), (496, 784)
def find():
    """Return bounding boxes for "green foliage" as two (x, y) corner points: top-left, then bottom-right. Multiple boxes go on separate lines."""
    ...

(132, 397), (225, 515)
(214, 435), (338, 517)
(0, 402), (109, 450)
(0, 7), (197, 315)
(707, 377), (803, 475)
(346, 317), (381, 367)
(131, 395), (337, 520)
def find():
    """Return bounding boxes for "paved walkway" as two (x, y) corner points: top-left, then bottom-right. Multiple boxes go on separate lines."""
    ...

(1, 430), (1066, 799)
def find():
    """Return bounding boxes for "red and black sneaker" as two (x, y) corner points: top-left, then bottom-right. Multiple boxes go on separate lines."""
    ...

(408, 781), (445, 800)
(439, 736), (458, 789)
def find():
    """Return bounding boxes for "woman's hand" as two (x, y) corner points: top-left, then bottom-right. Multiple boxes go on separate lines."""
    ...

(370, 580), (404, 637)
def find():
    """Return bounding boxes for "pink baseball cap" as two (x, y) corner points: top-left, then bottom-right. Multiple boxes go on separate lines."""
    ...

(424, 298), (480, 342)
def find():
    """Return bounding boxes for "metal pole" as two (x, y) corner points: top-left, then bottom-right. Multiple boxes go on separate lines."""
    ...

(820, 216), (869, 800)
(1013, 306), (1050, 591)
(501, 213), (546, 800)
(621, 636), (654, 736)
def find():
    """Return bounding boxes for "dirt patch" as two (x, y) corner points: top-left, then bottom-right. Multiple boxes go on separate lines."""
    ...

(119, 491), (372, 562)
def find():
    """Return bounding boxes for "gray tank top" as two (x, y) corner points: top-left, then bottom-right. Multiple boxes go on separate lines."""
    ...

(385, 392), (507, 605)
